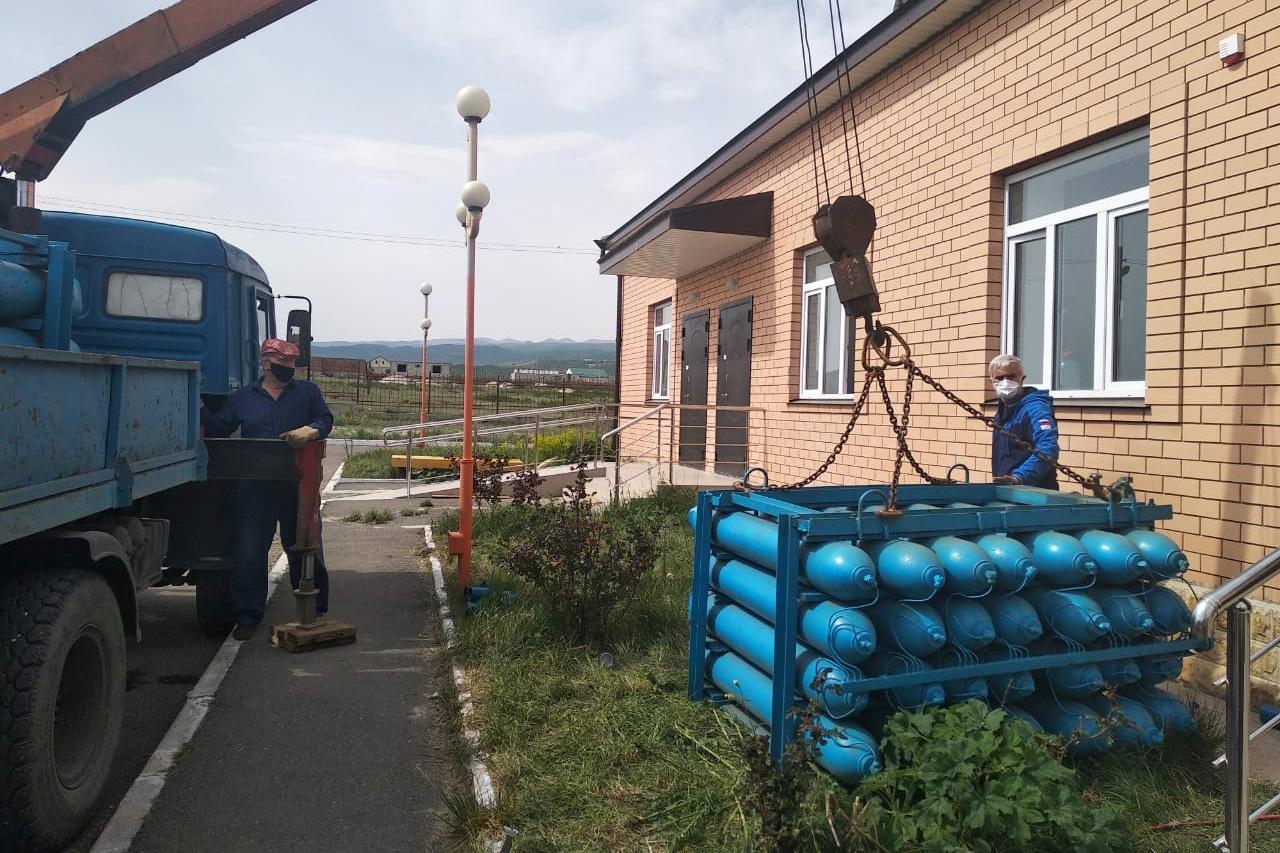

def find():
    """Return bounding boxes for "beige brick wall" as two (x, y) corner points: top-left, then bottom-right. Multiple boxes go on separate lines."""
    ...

(615, 0), (1280, 596)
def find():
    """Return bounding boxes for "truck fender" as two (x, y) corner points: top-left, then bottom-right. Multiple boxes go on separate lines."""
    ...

(47, 530), (140, 639)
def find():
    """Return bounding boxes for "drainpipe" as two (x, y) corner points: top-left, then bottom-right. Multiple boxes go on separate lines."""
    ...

(613, 273), (623, 450)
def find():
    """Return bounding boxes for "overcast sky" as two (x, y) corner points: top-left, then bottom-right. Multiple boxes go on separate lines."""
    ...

(6, 0), (892, 341)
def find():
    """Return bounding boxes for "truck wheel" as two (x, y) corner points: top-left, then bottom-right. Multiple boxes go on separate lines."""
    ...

(195, 571), (234, 636)
(0, 569), (125, 853)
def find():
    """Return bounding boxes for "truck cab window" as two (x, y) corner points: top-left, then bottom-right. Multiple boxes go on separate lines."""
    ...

(256, 294), (272, 346)
(105, 272), (204, 321)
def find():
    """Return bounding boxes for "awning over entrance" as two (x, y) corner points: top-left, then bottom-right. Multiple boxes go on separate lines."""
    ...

(596, 192), (772, 278)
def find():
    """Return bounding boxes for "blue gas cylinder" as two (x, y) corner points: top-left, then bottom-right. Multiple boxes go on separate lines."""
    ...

(980, 645), (1036, 703)
(1023, 587), (1111, 644)
(1137, 653), (1185, 685)
(864, 540), (947, 600)
(1079, 530), (1150, 585)
(1088, 586), (1156, 639)
(867, 600), (947, 658)
(0, 258), (45, 319)
(1017, 531), (1098, 586)
(1124, 529), (1190, 580)
(0, 326), (39, 347)
(862, 652), (946, 710)
(1142, 585), (1193, 635)
(1020, 695), (1112, 755)
(1122, 685), (1197, 735)
(1001, 704), (1045, 733)
(984, 594), (1044, 647)
(1081, 694), (1164, 747)
(943, 597), (997, 651)
(925, 536), (999, 595)
(974, 534), (1037, 591)
(1095, 655), (1142, 688)
(1032, 647), (1105, 699)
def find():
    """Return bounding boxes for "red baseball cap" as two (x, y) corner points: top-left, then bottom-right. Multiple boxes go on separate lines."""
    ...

(261, 338), (300, 363)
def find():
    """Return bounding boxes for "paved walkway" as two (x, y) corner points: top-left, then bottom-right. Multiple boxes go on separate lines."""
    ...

(128, 509), (454, 853)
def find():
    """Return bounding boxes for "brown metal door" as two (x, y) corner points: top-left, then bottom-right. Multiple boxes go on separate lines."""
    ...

(679, 310), (709, 465)
(715, 298), (752, 476)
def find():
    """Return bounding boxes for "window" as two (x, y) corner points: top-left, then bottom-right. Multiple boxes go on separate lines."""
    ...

(105, 272), (204, 321)
(1003, 131), (1149, 397)
(799, 248), (856, 398)
(255, 293), (272, 347)
(651, 301), (672, 399)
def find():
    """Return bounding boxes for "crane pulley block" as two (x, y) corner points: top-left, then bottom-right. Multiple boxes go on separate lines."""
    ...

(812, 195), (880, 326)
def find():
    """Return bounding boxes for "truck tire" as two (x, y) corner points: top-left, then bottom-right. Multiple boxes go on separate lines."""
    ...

(0, 569), (125, 853)
(195, 571), (234, 635)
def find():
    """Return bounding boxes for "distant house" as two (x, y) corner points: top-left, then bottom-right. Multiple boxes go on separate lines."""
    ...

(428, 362), (452, 379)
(367, 356), (393, 375)
(310, 356), (364, 376)
(566, 367), (610, 384)
(510, 368), (565, 383)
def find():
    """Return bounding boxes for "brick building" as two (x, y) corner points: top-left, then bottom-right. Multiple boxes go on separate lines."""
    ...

(597, 0), (1280, 604)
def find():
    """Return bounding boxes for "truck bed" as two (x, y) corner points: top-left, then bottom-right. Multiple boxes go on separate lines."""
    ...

(0, 344), (202, 545)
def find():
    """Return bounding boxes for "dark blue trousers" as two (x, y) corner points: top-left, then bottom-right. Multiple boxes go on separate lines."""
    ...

(231, 481), (329, 625)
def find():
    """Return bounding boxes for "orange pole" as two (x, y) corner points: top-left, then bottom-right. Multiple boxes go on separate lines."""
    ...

(458, 118), (479, 588)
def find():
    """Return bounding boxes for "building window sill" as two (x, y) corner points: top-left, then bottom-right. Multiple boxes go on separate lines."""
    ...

(980, 397), (1149, 412)
(787, 396), (858, 407)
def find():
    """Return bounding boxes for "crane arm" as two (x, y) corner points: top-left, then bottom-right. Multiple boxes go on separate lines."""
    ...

(0, 0), (319, 181)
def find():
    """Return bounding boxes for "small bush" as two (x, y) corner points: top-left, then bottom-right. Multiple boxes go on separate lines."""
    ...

(499, 463), (659, 645)
(341, 509), (394, 525)
(845, 701), (1125, 852)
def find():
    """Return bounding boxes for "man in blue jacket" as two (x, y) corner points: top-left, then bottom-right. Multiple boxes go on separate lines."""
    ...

(201, 339), (334, 639)
(989, 354), (1059, 489)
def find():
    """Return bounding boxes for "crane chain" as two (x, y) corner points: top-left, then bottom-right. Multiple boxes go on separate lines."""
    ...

(773, 369), (878, 490)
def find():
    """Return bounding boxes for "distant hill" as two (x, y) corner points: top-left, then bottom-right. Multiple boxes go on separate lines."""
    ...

(313, 338), (616, 373)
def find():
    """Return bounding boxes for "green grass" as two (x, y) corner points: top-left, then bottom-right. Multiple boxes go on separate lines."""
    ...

(340, 509), (394, 525)
(437, 489), (1270, 851)
(341, 428), (604, 481)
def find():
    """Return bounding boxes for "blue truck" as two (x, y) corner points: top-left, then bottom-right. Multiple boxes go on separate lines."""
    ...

(0, 185), (311, 851)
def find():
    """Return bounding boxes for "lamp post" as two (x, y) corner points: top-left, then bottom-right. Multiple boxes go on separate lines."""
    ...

(418, 282), (432, 441)
(455, 84), (491, 590)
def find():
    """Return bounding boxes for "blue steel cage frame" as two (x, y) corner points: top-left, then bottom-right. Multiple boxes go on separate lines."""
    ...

(688, 483), (1208, 762)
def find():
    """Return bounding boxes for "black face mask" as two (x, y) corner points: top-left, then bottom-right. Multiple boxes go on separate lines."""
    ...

(269, 363), (295, 383)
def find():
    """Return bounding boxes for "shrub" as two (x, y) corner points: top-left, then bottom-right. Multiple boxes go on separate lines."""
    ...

(845, 701), (1125, 853)
(499, 463), (658, 645)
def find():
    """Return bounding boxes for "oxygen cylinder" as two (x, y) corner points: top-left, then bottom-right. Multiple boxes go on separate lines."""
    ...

(905, 503), (938, 511)
(1080, 694), (1164, 747)
(946, 502), (981, 509)
(867, 600), (947, 658)
(924, 536), (998, 595)
(1137, 653), (1185, 685)
(1020, 695), (1112, 755)
(862, 652), (946, 710)
(709, 557), (877, 665)
(936, 650), (989, 703)
(704, 597), (868, 719)
(0, 258), (45, 319)
(864, 540), (947, 599)
(0, 327), (39, 347)
(1124, 529), (1190, 580)
(1122, 685), (1197, 735)
(1142, 585), (1193, 635)
(1096, 656), (1142, 688)
(984, 594), (1044, 647)
(1079, 530), (1149, 585)
(1023, 587), (1111, 644)
(1002, 704), (1045, 734)
(704, 650), (881, 783)
(1016, 531), (1098, 586)
(980, 646), (1036, 703)
(1088, 586), (1156, 639)
(690, 507), (878, 602)
(974, 534), (1037, 591)
(942, 597), (997, 651)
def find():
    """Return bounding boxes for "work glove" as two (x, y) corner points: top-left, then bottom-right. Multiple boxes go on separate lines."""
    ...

(281, 426), (321, 449)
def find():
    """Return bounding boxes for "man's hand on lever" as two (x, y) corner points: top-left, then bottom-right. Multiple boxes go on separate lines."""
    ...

(281, 426), (320, 449)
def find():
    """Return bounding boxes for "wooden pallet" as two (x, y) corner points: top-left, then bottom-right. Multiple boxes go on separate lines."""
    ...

(270, 617), (357, 653)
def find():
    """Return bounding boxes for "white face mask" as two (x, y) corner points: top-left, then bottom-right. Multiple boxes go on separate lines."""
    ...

(993, 378), (1021, 400)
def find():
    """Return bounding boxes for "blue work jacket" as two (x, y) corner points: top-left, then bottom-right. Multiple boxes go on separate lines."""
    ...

(201, 378), (334, 440)
(992, 388), (1059, 489)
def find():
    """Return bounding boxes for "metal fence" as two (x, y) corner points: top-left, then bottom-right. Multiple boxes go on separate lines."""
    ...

(310, 364), (616, 437)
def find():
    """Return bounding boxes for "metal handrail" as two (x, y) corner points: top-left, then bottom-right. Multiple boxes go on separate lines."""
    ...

(600, 401), (668, 443)
(1190, 546), (1280, 853)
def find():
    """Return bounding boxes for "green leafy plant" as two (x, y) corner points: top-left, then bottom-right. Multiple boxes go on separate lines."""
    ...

(739, 704), (827, 852)
(499, 462), (658, 645)
(844, 701), (1125, 852)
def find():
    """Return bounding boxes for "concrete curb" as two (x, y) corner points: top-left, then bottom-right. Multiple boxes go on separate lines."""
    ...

(422, 525), (497, 810)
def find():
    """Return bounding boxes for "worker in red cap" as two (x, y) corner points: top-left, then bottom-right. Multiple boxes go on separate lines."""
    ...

(201, 338), (334, 640)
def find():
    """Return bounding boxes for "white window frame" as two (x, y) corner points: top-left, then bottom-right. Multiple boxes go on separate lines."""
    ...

(1001, 128), (1150, 400)
(651, 301), (672, 400)
(799, 247), (855, 399)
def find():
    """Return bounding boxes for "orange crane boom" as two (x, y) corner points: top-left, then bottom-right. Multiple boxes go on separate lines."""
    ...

(0, 0), (319, 181)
